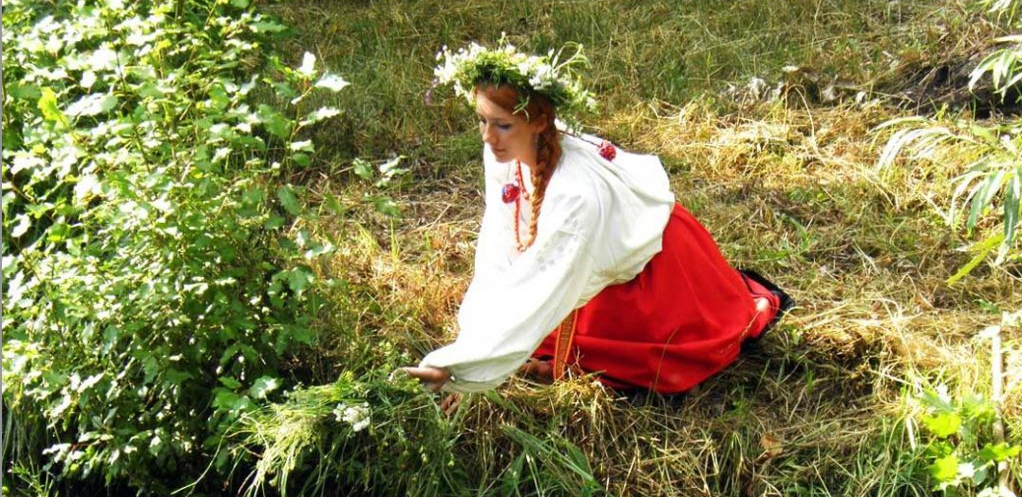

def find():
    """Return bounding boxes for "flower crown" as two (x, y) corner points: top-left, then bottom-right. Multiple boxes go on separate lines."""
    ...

(433, 36), (597, 130)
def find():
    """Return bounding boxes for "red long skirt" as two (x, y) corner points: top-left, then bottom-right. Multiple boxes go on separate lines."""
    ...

(532, 203), (784, 394)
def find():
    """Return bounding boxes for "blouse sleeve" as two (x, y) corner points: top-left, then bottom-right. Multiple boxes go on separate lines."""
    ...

(418, 192), (600, 393)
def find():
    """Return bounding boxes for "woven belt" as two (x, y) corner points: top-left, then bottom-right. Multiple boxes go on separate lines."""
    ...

(552, 309), (580, 380)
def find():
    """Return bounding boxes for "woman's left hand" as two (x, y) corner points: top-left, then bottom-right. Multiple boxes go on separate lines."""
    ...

(399, 366), (451, 392)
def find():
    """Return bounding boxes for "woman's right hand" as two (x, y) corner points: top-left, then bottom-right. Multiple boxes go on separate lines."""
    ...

(399, 366), (451, 392)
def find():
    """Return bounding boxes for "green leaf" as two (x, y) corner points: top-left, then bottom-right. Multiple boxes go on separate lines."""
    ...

(264, 214), (285, 229)
(257, 104), (292, 139)
(212, 388), (243, 410)
(970, 123), (1000, 145)
(961, 394), (996, 421)
(38, 88), (68, 127)
(324, 193), (346, 215)
(946, 232), (1004, 285)
(375, 155), (407, 186)
(165, 369), (194, 385)
(248, 376), (280, 400)
(276, 185), (301, 215)
(46, 221), (69, 242)
(304, 241), (335, 260)
(230, 0), (250, 7)
(929, 453), (959, 483)
(142, 355), (159, 384)
(979, 442), (1022, 462)
(369, 196), (401, 217)
(287, 267), (313, 294)
(289, 325), (314, 345)
(922, 412), (962, 438)
(353, 158), (374, 180)
(10, 82), (41, 100)
(269, 81), (297, 100)
(972, 464), (989, 485)
(1004, 173), (1020, 246)
(250, 20), (287, 33)
(218, 377), (242, 389)
(291, 153), (311, 167)
(967, 170), (1006, 231)
(208, 85), (231, 111)
(242, 187), (266, 206)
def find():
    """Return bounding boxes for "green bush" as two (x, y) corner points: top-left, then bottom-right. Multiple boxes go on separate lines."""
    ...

(877, 0), (1022, 278)
(916, 385), (1021, 494)
(1, 0), (346, 492)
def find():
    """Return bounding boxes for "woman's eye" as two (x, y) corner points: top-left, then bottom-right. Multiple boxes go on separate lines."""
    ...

(478, 118), (511, 130)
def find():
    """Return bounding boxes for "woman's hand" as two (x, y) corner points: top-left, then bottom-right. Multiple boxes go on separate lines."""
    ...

(440, 393), (462, 415)
(519, 358), (553, 383)
(399, 366), (451, 392)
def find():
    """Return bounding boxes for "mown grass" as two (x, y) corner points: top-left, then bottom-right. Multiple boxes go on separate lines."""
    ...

(242, 0), (1021, 495)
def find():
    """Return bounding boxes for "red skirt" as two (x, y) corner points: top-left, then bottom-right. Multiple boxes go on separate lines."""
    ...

(532, 203), (787, 394)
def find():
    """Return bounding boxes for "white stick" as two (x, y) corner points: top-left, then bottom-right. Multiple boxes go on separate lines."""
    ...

(987, 324), (1008, 490)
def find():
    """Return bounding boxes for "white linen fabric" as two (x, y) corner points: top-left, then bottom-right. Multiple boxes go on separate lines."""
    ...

(418, 132), (675, 392)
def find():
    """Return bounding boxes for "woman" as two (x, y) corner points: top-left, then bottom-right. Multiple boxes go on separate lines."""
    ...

(402, 40), (792, 394)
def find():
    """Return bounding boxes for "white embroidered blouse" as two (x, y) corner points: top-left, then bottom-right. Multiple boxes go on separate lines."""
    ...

(418, 132), (676, 392)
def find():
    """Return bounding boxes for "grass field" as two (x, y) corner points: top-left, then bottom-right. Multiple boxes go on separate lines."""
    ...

(239, 0), (1021, 495)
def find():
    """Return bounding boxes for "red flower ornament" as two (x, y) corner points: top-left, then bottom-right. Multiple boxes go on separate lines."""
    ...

(502, 182), (521, 203)
(598, 140), (616, 161)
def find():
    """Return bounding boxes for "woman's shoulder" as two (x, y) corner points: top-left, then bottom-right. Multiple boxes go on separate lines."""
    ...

(557, 132), (598, 161)
(553, 131), (675, 220)
(550, 136), (604, 199)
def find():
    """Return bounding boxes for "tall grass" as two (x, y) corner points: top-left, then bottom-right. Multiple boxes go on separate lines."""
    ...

(266, 0), (982, 164)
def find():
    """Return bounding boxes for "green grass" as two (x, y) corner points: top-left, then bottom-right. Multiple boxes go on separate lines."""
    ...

(266, 0), (989, 163)
(230, 0), (1022, 496)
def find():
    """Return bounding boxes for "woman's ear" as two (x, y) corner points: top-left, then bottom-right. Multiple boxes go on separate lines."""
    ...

(531, 114), (548, 134)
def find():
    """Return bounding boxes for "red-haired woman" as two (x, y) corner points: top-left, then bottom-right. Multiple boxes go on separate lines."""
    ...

(402, 42), (792, 395)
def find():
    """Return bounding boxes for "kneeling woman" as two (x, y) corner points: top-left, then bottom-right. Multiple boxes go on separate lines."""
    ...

(403, 40), (792, 394)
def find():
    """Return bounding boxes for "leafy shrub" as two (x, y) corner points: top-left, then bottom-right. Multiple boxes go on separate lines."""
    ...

(916, 385), (1021, 494)
(1, 0), (346, 491)
(876, 0), (1022, 279)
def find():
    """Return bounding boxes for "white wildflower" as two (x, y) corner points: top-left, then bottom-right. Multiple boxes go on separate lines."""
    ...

(978, 486), (1018, 497)
(333, 402), (371, 432)
(957, 462), (975, 479)
(935, 384), (951, 404)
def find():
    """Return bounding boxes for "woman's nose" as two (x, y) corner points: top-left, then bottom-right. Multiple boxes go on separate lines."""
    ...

(481, 124), (497, 145)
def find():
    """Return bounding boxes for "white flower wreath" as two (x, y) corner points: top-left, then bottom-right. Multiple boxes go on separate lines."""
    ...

(433, 35), (597, 130)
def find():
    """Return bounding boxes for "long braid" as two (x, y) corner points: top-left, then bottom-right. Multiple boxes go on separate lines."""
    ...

(522, 120), (561, 249)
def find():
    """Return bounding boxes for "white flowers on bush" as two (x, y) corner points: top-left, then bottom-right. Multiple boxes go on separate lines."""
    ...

(333, 402), (370, 432)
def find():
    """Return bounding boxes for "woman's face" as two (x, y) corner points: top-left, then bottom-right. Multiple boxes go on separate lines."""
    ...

(475, 92), (545, 164)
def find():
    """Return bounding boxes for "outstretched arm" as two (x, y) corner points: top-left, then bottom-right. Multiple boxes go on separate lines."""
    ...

(416, 193), (600, 393)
